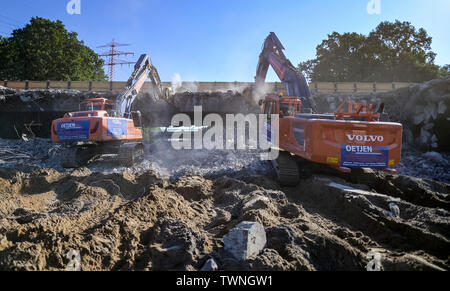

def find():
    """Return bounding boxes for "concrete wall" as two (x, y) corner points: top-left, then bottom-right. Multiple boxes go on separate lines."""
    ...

(2, 80), (413, 94)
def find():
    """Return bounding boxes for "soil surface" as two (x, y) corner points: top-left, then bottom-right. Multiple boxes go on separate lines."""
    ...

(0, 139), (449, 271)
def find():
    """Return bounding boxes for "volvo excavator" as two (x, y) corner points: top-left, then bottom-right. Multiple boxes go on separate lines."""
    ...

(51, 54), (171, 168)
(256, 33), (403, 186)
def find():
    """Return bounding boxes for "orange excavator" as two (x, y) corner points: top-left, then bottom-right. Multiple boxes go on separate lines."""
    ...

(256, 33), (403, 185)
(51, 54), (171, 168)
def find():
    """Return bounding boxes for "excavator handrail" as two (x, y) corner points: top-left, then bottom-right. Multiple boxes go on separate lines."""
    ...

(334, 97), (381, 121)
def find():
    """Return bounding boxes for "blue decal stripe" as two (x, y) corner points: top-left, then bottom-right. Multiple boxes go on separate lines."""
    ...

(341, 144), (389, 168)
(107, 119), (128, 137)
(57, 120), (90, 141)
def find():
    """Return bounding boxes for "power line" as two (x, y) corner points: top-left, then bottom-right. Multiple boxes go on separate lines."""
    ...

(0, 21), (20, 30)
(0, 13), (24, 26)
(97, 39), (135, 82)
(0, 27), (12, 33)
(0, 15), (25, 35)
(0, 19), (21, 28)
(0, 27), (13, 35)
(0, 15), (24, 38)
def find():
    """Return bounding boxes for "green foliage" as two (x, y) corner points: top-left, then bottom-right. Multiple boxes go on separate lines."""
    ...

(439, 65), (450, 77)
(299, 20), (450, 83)
(0, 17), (107, 81)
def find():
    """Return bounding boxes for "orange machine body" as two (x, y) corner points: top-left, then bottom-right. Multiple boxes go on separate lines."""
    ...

(51, 98), (142, 143)
(262, 95), (403, 171)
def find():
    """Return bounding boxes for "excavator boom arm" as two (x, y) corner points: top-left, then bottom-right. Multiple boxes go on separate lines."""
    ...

(256, 32), (317, 113)
(115, 54), (166, 118)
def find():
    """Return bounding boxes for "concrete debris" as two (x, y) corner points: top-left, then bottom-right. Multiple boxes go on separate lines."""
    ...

(0, 77), (449, 271)
(396, 149), (450, 183)
(223, 221), (267, 261)
(0, 163), (448, 271)
(200, 258), (218, 271)
(424, 152), (448, 165)
(388, 203), (400, 218)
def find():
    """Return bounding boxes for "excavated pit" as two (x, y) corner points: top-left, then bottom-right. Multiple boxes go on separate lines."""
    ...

(0, 138), (449, 271)
(0, 78), (449, 271)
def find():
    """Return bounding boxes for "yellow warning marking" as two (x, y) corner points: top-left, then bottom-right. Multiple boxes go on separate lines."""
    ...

(327, 157), (339, 164)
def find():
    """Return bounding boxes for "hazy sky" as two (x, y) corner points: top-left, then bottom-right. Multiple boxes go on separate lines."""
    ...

(1, 0), (449, 81)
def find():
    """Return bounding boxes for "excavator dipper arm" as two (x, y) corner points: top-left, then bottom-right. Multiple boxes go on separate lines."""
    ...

(256, 32), (317, 113)
(115, 54), (167, 118)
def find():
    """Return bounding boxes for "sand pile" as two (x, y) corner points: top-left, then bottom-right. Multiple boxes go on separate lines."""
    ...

(0, 163), (448, 271)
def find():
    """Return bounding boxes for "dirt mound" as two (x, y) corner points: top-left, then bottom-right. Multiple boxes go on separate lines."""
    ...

(0, 165), (448, 271)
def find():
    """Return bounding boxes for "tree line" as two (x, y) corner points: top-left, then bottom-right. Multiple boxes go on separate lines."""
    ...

(298, 20), (449, 83)
(0, 17), (106, 81)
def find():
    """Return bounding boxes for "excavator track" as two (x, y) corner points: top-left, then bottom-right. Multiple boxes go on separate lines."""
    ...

(61, 146), (100, 168)
(118, 143), (145, 167)
(271, 151), (300, 186)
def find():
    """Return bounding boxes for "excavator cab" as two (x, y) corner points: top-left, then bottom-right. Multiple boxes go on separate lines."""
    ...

(80, 98), (115, 112)
(263, 94), (303, 118)
(280, 98), (302, 118)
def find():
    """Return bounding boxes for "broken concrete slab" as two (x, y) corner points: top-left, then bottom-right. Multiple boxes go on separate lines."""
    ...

(223, 221), (267, 261)
(200, 258), (218, 271)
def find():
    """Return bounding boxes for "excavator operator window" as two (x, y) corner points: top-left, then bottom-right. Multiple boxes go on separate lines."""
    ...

(280, 103), (290, 118)
(105, 104), (115, 111)
(264, 101), (274, 115)
(82, 102), (102, 111)
(264, 101), (276, 121)
(291, 104), (296, 116)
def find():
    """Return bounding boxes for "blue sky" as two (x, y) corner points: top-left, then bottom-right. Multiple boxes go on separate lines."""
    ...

(0, 0), (449, 81)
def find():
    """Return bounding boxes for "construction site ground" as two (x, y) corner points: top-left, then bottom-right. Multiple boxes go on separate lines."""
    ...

(0, 137), (448, 271)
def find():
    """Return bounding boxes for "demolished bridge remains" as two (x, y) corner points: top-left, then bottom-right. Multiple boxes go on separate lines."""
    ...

(0, 77), (449, 151)
(2, 80), (413, 93)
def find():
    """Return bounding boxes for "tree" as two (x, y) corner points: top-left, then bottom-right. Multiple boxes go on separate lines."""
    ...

(439, 65), (450, 77)
(0, 17), (107, 81)
(299, 20), (449, 83)
(299, 32), (371, 82)
(0, 35), (7, 78)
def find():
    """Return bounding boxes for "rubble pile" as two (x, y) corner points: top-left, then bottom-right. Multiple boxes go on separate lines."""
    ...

(0, 78), (449, 271)
(0, 163), (448, 271)
(397, 149), (450, 183)
(171, 90), (257, 114)
(0, 87), (256, 137)
(1, 138), (448, 183)
(0, 138), (64, 169)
